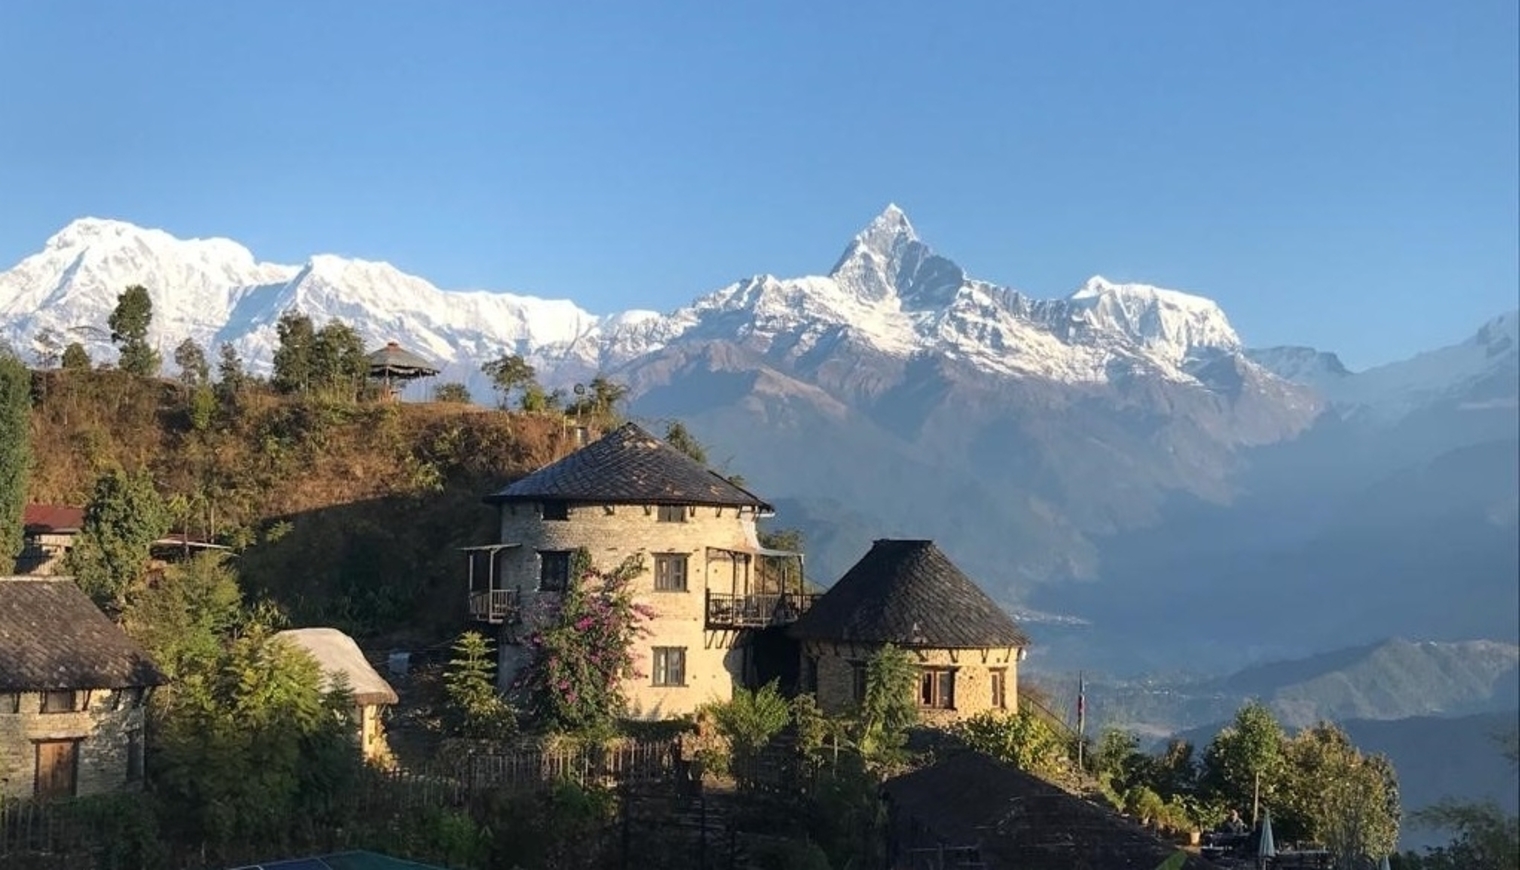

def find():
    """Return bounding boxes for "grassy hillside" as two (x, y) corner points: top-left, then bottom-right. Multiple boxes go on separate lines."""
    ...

(24, 369), (581, 641)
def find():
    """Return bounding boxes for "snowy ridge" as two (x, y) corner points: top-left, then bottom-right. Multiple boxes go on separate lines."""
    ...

(0, 207), (1440, 399)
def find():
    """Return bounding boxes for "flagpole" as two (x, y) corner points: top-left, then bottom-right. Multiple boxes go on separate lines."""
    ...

(1077, 671), (1086, 772)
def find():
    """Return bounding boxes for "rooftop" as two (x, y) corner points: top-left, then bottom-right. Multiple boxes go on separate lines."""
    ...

(0, 575), (168, 691)
(485, 421), (773, 510)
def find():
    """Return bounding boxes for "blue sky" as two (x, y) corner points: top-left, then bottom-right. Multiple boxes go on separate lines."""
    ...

(0, 1), (1514, 369)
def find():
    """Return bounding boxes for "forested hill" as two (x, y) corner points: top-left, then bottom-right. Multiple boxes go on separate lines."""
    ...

(23, 368), (581, 640)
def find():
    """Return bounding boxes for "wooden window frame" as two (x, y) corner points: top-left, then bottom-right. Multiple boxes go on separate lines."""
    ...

(541, 500), (569, 521)
(656, 504), (688, 524)
(849, 661), (868, 705)
(538, 550), (572, 592)
(653, 553), (689, 592)
(652, 647), (686, 687)
(41, 690), (78, 714)
(990, 668), (1008, 710)
(919, 668), (956, 710)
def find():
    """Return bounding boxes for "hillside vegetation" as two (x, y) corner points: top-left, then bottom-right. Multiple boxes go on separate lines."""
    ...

(25, 369), (579, 639)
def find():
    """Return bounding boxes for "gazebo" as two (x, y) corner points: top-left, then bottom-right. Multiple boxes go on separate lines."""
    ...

(365, 341), (439, 400)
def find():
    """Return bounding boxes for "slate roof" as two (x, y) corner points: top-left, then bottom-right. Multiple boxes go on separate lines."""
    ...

(485, 422), (773, 510)
(0, 576), (168, 691)
(366, 342), (439, 377)
(884, 751), (1221, 870)
(789, 539), (1030, 649)
(274, 628), (400, 706)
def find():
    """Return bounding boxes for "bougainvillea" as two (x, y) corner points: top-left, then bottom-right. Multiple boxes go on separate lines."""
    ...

(516, 549), (656, 734)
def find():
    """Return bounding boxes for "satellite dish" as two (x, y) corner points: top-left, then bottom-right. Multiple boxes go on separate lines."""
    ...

(573, 383), (586, 395)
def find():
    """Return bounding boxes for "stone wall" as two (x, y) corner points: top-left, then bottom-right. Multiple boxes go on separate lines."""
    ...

(803, 640), (1021, 725)
(0, 687), (148, 799)
(493, 501), (768, 718)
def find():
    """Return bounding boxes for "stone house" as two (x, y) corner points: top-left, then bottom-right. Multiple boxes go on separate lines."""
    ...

(464, 422), (808, 719)
(788, 539), (1030, 725)
(15, 503), (228, 575)
(274, 627), (399, 764)
(0, 575), (167, 800)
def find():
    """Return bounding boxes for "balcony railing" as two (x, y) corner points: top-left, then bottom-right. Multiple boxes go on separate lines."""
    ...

(468, 589), (520, 624)
(705, 591), (817, 629)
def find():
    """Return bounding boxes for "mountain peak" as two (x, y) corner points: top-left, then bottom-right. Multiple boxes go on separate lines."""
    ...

(828, 204), (928, 301)
(44, 217), (151, 250)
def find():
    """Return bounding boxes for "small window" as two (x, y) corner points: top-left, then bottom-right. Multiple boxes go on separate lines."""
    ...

(653, 554), (688, 592)
(850, 661), (868, 704)
(652, 647), (686, 687)
(541, 500), (569, 521)
(0, 692), (18, 714)
(126, 729), (144, 782)
(539, 551), (572, 592)
(656, 504), (687, 523)
(41, 690), (77, 714)
(990, 669), (1008, 710)
(919, 669), (956, 709)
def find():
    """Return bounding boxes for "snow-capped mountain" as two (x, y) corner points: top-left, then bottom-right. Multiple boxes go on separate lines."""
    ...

(2, 207), (1261, 394)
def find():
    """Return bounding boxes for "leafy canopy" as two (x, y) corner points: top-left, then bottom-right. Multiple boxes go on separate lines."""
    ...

(0, 350), (30, 560)
(109, 284), (160, 376)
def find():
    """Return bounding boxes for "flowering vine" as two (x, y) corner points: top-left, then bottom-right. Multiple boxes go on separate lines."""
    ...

(516, 548), (656, 733)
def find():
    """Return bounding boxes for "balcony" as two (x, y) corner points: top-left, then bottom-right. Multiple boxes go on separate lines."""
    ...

(468, 588), (521, 624)
(705, 591), (817, 630)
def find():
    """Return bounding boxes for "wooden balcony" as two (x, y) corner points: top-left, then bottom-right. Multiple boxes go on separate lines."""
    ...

(705, 591), (817, 630)
(468, 588), (520, 624)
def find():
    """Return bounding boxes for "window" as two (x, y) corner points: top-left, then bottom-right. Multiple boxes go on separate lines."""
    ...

(538, 550), (572, 592)
(34, 740), (79, 799)
(850, 661), (868, 704)
(541, 500), (569, 521)
(41, 690), (77, 714)
(0, 692), (18, 714)
(653, 554), (688, 592)
(126, 729), (144, 782)
(656, 504), (687, 523)
(919, 668), (956, 709)
(652, 647), (686, 687)
(990, 669), (1008, 710)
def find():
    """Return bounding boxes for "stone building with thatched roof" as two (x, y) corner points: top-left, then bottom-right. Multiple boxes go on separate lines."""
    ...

(274, 628), (399, 764)
(789, 539), (1030, 724)
(0, 576), (167, 800)
(465, 422), (808, 718)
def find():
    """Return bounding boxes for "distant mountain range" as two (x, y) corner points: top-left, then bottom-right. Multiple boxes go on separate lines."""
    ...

(2, 210), (1515, 672)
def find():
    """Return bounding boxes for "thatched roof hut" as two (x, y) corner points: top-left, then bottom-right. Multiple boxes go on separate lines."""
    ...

(274, 627), (398, 706)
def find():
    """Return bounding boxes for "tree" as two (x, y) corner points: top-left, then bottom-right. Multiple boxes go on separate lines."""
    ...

(271, 310), (316, 394)
(34, 327), (63, 369)
(215, 342), (247, 401)
(433, 382), (472, 404)
(1202, 700), (1285, 824)
(518, 382), (563, 414)
(61, 342), (92, 371)
(173, 338), (210, 387)
(481, 353), (537, 409)
(310, 320), (368, 398)
(1276, 722), (1400, 865)
(702, 680), (792, 784)
(109, 284), (160, 376)
(65, 467), (171, 610)
(663, 421), (707, 465)
(121, 551), (243, 684)
(569, 374), (629, 424)
(0, 351), (31, 561)
(443, 631), (517, 741)
(852, 644), (919, 769)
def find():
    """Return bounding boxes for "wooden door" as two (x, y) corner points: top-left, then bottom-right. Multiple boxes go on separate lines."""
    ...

(34, 740), (78, 799)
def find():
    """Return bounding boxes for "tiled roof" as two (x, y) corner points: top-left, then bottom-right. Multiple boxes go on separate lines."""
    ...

(0, 576), (168, 691)
(485, 422), (773, 510)
(23, 504), (84, 534)
(884, 751), (1222, 870)
(789, 539), (1030, 649)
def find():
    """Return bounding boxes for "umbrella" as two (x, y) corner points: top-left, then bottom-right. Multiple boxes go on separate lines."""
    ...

(1379, 857), (1391, 870)
(1258, 809), (1277, 859)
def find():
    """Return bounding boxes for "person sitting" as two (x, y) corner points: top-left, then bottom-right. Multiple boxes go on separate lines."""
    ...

(1221, 808), (1247, 835)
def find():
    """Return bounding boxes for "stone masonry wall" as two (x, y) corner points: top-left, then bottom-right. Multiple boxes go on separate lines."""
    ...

(803, 641), (1021, 726)
(495, 501), (766, 718)
(0, 687), (147, 799)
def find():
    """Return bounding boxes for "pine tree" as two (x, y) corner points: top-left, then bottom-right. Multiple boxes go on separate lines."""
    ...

(173, 338), (210, 387)
(61, 342), (91, 371)
(109, 284), (160, 376)
(271, 310), (316, 394)
(66, 467), (171, 610)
